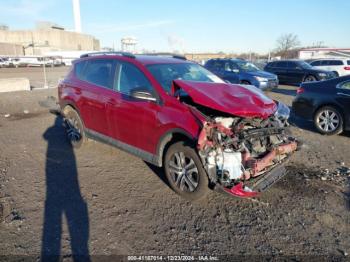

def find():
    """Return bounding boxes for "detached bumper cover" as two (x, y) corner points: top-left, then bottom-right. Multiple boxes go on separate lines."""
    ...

(216, 163), (288, 198)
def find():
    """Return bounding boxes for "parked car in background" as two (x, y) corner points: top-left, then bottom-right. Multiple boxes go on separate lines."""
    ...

(292, 75), (350, 135)
(8, 58), (21, 68)
(0, 57), (10, 67)
(264, 60), (335, 84)
(309, 58), (350, 77)
(59, 52), (298, 200)
(204, 59), (278, 90)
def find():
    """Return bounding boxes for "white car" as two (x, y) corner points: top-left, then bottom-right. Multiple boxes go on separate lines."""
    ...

(309, 58), (350, 77)
(0, 57), (10, 67)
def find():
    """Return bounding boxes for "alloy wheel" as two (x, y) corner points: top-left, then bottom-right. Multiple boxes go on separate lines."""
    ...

(168, 152), (199, 192)
(316, 109), (340, 132)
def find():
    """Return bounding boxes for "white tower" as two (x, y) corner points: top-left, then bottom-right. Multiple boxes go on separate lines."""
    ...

(121, 37), (138, 53)
(72, 0), (82, 33)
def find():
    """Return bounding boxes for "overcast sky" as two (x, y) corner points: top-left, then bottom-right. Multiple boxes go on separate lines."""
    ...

(1, 0), (349, 53)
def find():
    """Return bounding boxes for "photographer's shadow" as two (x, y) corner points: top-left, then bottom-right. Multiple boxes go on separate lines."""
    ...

(41, 116), (90, 261)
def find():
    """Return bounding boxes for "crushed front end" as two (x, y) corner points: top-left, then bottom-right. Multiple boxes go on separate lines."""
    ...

(197, 103), (299, 198)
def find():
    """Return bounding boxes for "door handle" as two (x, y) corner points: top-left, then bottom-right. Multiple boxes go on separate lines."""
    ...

(337, 92), (350, 97)
(75, 88), (82, 95)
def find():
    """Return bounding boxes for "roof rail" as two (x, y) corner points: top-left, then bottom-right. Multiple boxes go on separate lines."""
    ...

(80, 52), (135, 59)
(142, 53), (187, 60)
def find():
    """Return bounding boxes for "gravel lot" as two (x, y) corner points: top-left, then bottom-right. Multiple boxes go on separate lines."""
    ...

(0, 68), (349, 260)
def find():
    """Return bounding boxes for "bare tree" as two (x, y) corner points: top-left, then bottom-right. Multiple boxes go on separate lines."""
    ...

(275, 33), (300, 58)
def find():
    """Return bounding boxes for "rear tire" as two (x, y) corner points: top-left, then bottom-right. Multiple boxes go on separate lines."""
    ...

(314, 106), (343, 135)
(303, 75), (317, 82)
(164, 141), (209, 201)
(62, 106), (86, 148)
(240, 80), (251, 85)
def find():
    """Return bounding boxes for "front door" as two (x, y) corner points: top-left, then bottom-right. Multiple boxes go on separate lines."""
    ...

(106, 61), (161, 155)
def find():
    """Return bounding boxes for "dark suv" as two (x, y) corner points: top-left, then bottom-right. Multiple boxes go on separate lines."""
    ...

(58, 52), (298, 200)
(264, 60), (335, 84)
(205, 59), (278, 90)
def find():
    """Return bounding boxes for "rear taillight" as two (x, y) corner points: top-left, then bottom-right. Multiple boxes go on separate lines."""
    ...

(297, 87), (305, 94)
(344, 66), (350, 70)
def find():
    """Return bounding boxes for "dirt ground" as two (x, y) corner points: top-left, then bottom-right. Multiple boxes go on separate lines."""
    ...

(0, 70), (349, 260)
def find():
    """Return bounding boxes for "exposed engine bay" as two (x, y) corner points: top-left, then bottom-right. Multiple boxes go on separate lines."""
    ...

(196, 104), (298, 197)
(173, 81), (299, 197)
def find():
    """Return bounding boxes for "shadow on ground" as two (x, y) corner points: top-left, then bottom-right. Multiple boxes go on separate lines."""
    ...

(41, 116), (90, 261)
(270, 87), (297, 97)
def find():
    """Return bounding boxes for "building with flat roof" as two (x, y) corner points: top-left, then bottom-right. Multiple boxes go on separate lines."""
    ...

(0, 22), (100, 56)
(299, 48), (350, 59)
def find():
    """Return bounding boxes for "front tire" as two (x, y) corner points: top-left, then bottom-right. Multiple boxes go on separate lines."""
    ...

(314, 106), (343, 135)
(62, 106), (86, 148)
(164, 141), (209, 201)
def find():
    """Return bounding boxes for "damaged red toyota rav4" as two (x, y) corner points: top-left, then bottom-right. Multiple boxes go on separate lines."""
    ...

(58, 52), (300, 200)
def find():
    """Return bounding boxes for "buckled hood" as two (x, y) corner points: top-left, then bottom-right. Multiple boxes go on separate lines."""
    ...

(172, 80), (277, 119)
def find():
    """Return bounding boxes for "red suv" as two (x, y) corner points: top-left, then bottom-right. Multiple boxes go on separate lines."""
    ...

(58, 52), (299, 200)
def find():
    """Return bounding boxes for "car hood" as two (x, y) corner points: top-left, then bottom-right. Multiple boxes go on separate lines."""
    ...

(172, 80), (277, 119)
(244, 70), (277, 79)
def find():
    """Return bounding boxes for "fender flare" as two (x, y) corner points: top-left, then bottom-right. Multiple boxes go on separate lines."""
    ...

(155, 128), (195, 167)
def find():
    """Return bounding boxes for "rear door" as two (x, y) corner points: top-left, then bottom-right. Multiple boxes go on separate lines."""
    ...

(106, 61), (161, 155)
(328, 60), (344, 76)
(286, 61), (305, 83)
(76, 58), (116, 135)
(273, 61), (288, 83)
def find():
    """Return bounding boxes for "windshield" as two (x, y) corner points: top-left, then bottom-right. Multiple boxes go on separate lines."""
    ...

(147, 63), (224, 93)
(299, 61), (313, 69)
(235, 61), (260, 72)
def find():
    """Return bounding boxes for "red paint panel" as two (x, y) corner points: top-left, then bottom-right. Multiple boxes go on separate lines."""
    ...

(172, 80), (277, 119)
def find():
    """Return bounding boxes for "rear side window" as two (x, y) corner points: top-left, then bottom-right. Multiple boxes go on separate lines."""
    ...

(83, 59), (115, 89)
(311, 61), (321, 66)
(212, 60), (224, 70)
(275, 61), (288, 68)
(287, 61), (299, 69)
(116, 62), (153, 95)
(205, 60), (213, 68)
(75, 61), (87, 79)
(328, 60), (343, 66)
(265, 62), (275, 68)
(348, 61), (350, 65)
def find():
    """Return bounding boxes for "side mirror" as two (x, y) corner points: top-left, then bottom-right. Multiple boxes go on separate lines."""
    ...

(131, 90), (157, 102)
(232, 69), (240, 73)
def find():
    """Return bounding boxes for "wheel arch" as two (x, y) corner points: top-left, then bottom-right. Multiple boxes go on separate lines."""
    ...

(156, 128), (196, 167)
(303, 74), (318, 82)
(61, 102), (87, 129)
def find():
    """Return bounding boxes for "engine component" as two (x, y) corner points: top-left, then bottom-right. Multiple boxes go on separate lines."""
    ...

(197, 113), (298, 196)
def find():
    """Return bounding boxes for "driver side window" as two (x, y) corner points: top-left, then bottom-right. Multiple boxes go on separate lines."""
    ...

(115, 62), (153, 95)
